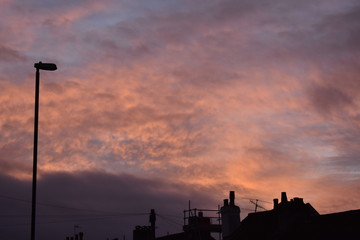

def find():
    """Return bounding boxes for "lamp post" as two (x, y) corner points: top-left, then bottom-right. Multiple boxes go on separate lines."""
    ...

(31, 62), (57, 240)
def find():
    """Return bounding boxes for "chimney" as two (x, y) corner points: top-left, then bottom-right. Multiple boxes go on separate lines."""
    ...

(281, 192), (288, 203)
(229, 191), (235, 206)
(221, 191), (241, 239)
(149, 209), (156, 231)
(273, 198), (279, 209)
(294, 197), (304, 205)
(149, 209), (156, 239)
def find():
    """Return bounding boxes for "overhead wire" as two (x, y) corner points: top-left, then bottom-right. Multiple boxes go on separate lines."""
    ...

(0, 194), (147, 216)
(0, 212), (150, 228)
(156, 213), (183, 228)
(0, 194), (149, 228)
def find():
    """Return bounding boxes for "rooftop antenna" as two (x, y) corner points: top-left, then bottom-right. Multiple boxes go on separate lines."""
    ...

(249, 199), (267, 212)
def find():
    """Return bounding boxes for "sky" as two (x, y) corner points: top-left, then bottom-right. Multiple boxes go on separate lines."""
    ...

(1, 0), (360, 239)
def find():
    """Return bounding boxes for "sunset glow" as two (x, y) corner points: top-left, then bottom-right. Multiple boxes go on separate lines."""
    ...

(1, 1), (360, 239)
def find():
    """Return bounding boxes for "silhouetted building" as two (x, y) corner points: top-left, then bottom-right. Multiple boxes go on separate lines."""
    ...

(298, 209), (360, 239)
(66, 232), (84, 240)
(156, 232), (186, 240)
(133, 209), (156, 240)
(221, 191), (241, 239)
(182, 210), (219, 240)
(134, 191), (360, 240)
(149, 206), (221, 240)
(225, 192), (360, 240)
(155, 209), (220, 240)
(133, 226), (154, 240)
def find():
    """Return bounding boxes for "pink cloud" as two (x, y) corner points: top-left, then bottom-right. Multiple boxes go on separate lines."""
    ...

(0, 4), (360, 238)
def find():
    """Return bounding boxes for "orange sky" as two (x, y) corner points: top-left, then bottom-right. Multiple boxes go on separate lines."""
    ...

(1, 0), (360, 239)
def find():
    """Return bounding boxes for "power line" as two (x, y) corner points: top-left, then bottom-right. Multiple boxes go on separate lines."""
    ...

(0, 193), (152, 229)
(0, 194), (147, 216)
(156, 214), (183, 227)
(0, 194), (31, 203)
(0, 215), (127, 228)
(0, 212), (151, 228)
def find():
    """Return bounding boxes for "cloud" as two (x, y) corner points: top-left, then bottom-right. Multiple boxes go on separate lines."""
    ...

(0, 171), (222, 240)
(0, 45), (27, 62)
(1, 169), (358, 240)
(316, 3), (360, 53)
(0, 74), (220, 181)
(307, 84), (354, 116)
(1, 1), (360, 239)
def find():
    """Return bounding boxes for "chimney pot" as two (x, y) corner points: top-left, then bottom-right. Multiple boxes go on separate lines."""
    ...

(281, 192), (288, 203)
(229, 191), (235, 205)
(273, 198), (279, 209)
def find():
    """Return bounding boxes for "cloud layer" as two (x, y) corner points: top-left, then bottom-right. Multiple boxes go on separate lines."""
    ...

(1, 0), (360, 239)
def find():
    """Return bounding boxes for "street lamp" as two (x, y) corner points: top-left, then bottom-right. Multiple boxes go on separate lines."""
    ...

(31, 61), (57, 240)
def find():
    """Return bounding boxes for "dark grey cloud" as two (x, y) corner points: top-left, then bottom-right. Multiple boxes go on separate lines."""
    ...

(327, 154), (360, 173)
(307, 84), (353, 116)
(0, 46), (27, 62)
(0, 171), (223, 240)
(298, 3), (360, 117)
(10, 0), (101, 14)
(76, 0), (286, 80)
(316, 4), (360, 52)
(236, 1), (360, 71)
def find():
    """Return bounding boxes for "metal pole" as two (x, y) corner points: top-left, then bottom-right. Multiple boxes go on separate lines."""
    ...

(31, 67), (40, 240)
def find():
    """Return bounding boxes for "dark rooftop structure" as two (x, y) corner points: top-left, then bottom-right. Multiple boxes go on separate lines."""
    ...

(227, 192), (360, 240)
(133, 191), (360, 240)
(155, 208), (220, 240)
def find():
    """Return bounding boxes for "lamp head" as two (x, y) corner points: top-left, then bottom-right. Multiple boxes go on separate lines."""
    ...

(34, 61), (57, 71)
